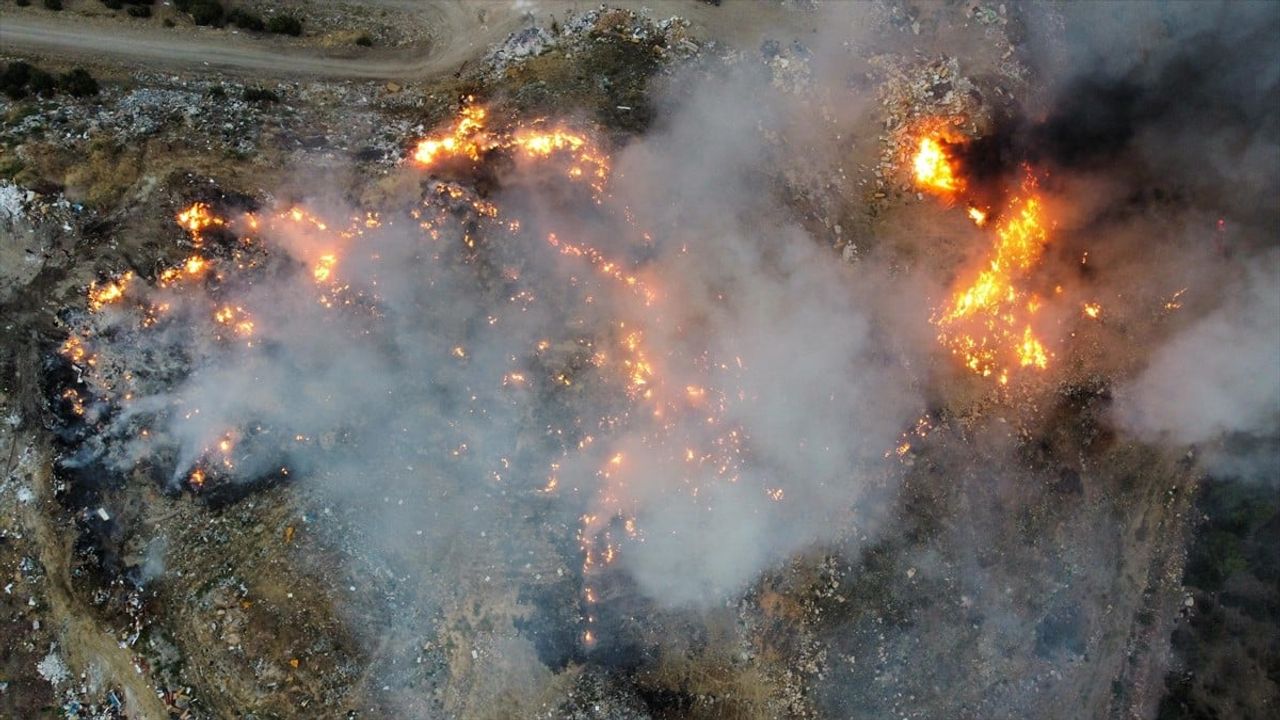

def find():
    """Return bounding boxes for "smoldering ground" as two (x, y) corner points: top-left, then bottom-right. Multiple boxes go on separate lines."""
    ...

(55, 50), (928, 710)
(44, 1), (1279, 715)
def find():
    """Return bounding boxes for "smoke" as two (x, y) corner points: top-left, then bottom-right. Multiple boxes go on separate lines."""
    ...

(602, 76), (917, 603)
(1116, 251), (1280, 478)
(1042, 1), (1280, 479)
(66, 69), (918, 618)
(48, 3), (1280, 714)
(955, 1), (1280, 479)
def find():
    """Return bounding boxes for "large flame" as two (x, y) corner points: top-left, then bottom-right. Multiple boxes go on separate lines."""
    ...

(911, 129), (1058, 383)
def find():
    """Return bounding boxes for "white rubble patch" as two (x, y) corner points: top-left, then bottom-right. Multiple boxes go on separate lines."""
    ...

(0, 182), (27, 223)
(37, 647), (70, 685)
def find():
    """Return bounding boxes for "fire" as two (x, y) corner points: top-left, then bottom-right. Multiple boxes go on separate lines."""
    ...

(214, 305), (255, 337)
(913, 136), (963, 195)
(932, 186), (1053, 380)
(88, 272), (134, 312)
(176, 202), (225, 241)
(412, 100), (611, 195)
(907, 120), (1065, 384)
(1083, 303), (1101, 319)
(313, 254), (337, 283)
(412, 103), (489, 165)
(62, 105), (783, 653)
(1163, 288), (1186, 312)
(61, 388), (86, 416)
(60, 335), (89, 364)
(1017, 325), (1048, 369)
(513, 129), (585, 156)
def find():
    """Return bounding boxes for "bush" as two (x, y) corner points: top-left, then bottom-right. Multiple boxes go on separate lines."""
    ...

(1, 62), (33, 100)
(189, 0), (224, 27)
(242, 86), (279, 103)
(103, 0), (124, 9)
(43, 0), (63, 10)
(227, 8), (265, 32)
(28, 68), (57, 97)
(173, 0), (192, 10)
(266, 14), (302, 36)
(127, 5), (151, 17)
(163, 18), (175, 27)
(60, 68), (101, 97)
(15, 0), (31, 7)
(355, 33), (373, 47)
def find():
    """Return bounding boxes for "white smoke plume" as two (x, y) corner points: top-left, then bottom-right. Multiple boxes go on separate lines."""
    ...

(1116, 251), (1280, 476)
(64, 64), (918, 615)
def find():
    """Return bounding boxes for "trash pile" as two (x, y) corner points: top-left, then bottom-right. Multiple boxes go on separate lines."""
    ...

(485, 6), (700, 76)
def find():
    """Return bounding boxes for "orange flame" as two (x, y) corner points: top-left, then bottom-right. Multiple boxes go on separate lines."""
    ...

(176, 202), (225, 242)
(88, 272), (134, 312)
(412, 101), (612, 194)
(412, 103), (489, 165)
(926, 168), (1055, 380)
(913, 137), (963, 195)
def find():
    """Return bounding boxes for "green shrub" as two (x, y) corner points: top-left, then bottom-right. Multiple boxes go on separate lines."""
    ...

(43, 0), (63, 10)
(15, 0), (31, 7)
(266, 14), (302, 36)
(128, 5), (151, 17)
(103, 0), (124, 9)
(60, 68), (101, 97)
(355, 33), (373, 47)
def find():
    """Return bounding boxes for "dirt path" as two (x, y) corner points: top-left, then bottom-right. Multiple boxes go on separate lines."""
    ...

(21, 440), (172, 719)
(1, 2), (820, 80)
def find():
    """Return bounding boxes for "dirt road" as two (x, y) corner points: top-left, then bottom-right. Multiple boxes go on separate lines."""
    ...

(0, 2), (818, 80)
